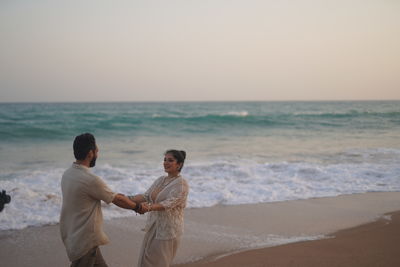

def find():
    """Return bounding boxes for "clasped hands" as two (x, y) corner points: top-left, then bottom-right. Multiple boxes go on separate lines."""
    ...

(134, 202), (152, 215)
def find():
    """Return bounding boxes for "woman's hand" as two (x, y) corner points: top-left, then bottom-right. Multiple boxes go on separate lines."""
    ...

(138, 202), (152, 214)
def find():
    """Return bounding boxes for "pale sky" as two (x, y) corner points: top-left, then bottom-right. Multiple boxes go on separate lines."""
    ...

(1, 0), (399, 102)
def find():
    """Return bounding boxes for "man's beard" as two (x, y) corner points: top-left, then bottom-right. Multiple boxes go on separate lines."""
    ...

(89, 156), (97, 167)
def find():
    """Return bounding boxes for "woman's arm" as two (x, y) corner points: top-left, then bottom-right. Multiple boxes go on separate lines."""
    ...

(140, 202), (165, 212)
(128, 176), (164, 204)
(140, 179), (189, 213)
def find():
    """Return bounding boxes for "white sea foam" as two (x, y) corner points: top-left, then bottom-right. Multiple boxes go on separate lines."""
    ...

(1, 149), (399, 231)
(151, 110), (249, 119)
(222, 111), (249, 117)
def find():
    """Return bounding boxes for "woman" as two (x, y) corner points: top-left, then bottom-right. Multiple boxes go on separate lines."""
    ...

(130, 150), (189, 267)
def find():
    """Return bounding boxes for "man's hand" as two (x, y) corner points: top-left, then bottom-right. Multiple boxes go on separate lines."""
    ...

(138, 202), (152, 214)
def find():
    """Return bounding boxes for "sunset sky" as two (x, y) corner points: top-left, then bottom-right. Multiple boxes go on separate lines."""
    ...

(1, 0), (399, 102)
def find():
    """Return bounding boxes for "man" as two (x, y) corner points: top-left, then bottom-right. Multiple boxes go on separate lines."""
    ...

(60, 133), (137, 267)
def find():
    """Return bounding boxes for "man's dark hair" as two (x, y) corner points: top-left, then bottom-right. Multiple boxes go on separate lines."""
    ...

(73, 133), (96, 160)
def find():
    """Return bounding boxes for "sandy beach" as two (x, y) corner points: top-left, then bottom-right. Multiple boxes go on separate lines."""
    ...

(1, 192), (400, 267)
(177, 210), (400, 267)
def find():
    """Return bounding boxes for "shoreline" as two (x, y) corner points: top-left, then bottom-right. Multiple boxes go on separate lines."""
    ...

(1, 192), (400, 266)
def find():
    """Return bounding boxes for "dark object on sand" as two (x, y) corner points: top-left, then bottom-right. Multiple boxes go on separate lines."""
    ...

(0, 190), (11, 212)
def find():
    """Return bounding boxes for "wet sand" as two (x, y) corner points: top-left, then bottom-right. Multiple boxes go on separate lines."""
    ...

(175, 211), (400, 267)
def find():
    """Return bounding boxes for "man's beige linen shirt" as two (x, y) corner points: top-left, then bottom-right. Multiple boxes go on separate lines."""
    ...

(60, 163), (116, 261)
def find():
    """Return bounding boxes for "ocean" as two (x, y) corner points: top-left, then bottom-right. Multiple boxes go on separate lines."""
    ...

(0, 101), (399, 230)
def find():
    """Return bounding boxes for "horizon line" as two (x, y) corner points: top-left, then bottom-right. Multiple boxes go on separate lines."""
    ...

(1, 99), (399, 104)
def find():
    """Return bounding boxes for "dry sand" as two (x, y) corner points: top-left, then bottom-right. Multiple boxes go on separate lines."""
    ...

(1, 192), (400, 267)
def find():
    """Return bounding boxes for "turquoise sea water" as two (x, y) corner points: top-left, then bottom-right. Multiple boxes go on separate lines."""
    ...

(1, 101), (399, 141)
(0, 101), (399, 230)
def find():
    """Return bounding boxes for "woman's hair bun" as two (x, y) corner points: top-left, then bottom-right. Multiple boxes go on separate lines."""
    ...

(180, 150), (186, 159)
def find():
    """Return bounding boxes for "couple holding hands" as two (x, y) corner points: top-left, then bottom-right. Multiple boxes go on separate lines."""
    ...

(60, 133), (189, 267)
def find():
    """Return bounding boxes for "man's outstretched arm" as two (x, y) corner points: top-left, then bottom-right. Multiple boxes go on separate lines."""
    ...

(112, 194), (137, 210)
